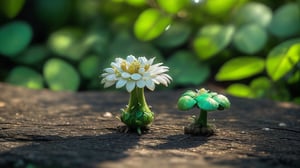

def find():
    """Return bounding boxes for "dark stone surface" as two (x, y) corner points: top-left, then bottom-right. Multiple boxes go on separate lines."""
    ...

(0, 83), (299, 168)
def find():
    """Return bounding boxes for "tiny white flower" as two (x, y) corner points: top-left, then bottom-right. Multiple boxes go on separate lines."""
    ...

(101, 55), (172, 92)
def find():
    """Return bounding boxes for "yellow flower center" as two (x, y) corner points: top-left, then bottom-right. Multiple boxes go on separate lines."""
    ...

(144, 64), (150, 71)
(121, 60), (141, 74)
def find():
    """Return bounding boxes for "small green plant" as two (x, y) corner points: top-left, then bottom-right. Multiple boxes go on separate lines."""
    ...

(177, 88), (230, 136)
(101, 55), (172, 135)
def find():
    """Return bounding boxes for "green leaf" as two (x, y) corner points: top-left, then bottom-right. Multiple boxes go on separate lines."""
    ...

(47, 28), (86, 61)
(203, 0), (239, 17)
(226, 83), (254, 98)
(34, 0), (71, 28)
(268, 3), (300, 38)
(216, 56), (265, 81)
(135, 111), (144, 119)
(44, 58), (80, 91)
(6, 66), (44, 90)
(232, 2), (272, 28)
(249, 77), (272, 98)
(0, 0), (25, 18)
(233, 24), (268, 54)
(177, 96), (197, 111)
(0, 21), (32, 57)
(157, 0), (189, 14)
(108, 31), (163, 66)
(78, 55), (100, 79)
(193, 24), (234, 60)
(166, 51), (210, 85)
(288, 71), (300, 84)
(293, 97), (300, 104)
(14, 45), (49, 65)
(266, 39), (300, 81)
(134, 8), (172, 41)
(126, 0), (147, 6)
(154, 22), (192, 48)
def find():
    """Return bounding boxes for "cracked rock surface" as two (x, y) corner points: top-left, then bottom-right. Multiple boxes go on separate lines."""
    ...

(0, 83), (300, 168)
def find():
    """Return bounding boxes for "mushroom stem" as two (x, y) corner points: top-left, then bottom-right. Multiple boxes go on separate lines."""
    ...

(197, 109), (208, 127)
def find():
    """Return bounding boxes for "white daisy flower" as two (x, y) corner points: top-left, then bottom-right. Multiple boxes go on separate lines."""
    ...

(101, 55), (172, 92)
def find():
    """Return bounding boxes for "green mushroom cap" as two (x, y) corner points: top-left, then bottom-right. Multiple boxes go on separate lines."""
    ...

(177, 95), (197, 111)
(212, 94), (231, 110)
(182, 90), (197, 98)
(178, 88), (231, 112)
(196, 94), (219, 111)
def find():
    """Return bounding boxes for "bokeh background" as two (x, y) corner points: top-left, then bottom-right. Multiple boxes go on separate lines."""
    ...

(0, 0), (299, 103)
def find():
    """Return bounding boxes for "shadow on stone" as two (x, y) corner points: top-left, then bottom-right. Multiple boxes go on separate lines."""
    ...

(0, 133), (140, 168)
(150, 134), (208, 150)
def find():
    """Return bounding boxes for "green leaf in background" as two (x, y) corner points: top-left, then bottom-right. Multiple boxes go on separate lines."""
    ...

(47, 28), (87, 61)
(126, 0), (147, 7)
(226, 83), (254, 98)
(157, 0), (189, 14)
(87, 26), (110, 56)
(6, 66), (44, 90)
(193, 24), (234, 60)
(78, 55), (100, 79)
(0, 0), (25, 18)
(268, 3), (300, 38)
(232, 2), (272, 28)
(166, 51), (210, 86)
(134, 8), (172, 41)
(44, 58), (80, 91)
(14, 45), (49, 65)
(0, 21), (32, 57)
(216, 56), (265, 81)
(203, 0), (238, 17)
(293, 97), (300, 104)
(154, 22), (192, 48)
(288, 71), (300, 84)
(266, 39), (300, 81)
(108, 31), (163, 65)
(34, 0), (71, 28)
(249, 77), (271, 98)
(233, 24), (268, 54)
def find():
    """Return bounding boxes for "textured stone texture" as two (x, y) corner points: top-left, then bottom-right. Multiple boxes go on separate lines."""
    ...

(0, 83), (299, 168)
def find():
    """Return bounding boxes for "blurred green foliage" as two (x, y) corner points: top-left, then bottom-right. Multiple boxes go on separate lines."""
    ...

(0, 0), (299, 103)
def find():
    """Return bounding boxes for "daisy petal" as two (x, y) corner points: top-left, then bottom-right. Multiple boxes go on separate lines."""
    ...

(131, 73), (142, 80)
(126, 81), (136, 92)
(138, 67), (145, 74)
(137, 80), (146, 88)
(104, 81), (115, 88)
(121, 72), (131, 78)
(106, 74), (116, 81)
(145, 79), (155, 91)
(127, 55), (136, 63)
(148, 57), (155, 65)
(104, 68), (114, 73)
(116, 79), (127, 88)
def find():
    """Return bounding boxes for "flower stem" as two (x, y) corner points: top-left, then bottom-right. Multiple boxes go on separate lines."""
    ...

(197, 109), (207, 127)
(121, 87), (154, 134)
(128, 87), (150, 111)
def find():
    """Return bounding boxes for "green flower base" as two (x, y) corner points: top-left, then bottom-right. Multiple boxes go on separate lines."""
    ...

(119, 87), (154, 135)
(184, 123), (216, 136)
(120, 109), (154, 134)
